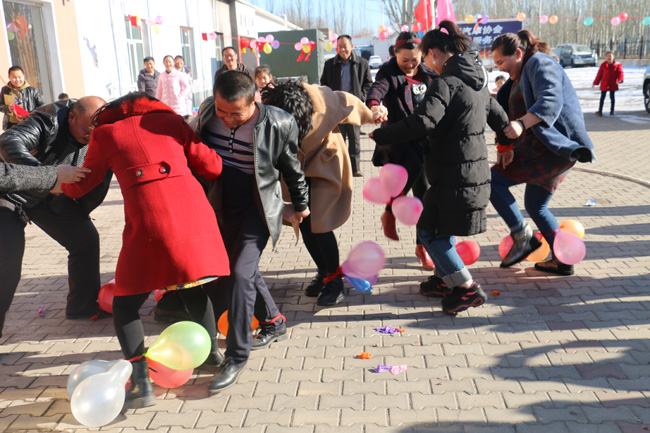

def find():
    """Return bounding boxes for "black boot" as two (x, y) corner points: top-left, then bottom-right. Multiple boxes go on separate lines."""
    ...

(534, 254), (575, 276)
(124, 358), (156, 409)
(500, 224), (541, 267)
(317, 275), (344, 306)
(304, 273), (325, 297)
(197, 337), (224, 373)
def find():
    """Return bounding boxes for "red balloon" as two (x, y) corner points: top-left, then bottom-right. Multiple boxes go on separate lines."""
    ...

(154, 289), (166, 303)
(379, 30), (388, 40)
(98, 279), (115, 313)
(498, 235), (513, 260)
(148, 358), (193, 388)
(456, 240), (480, 265)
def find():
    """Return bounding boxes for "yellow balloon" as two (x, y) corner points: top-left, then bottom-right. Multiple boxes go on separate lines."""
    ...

(302, 44), (311, 53)
(325, 41), (333, 52)
(379, 25), (385, 32)
(516, 12), (527, 22)
(559, 219), (585, 239)
(549, 15), (559, 24)
(7, 31), (15, 40)
(527, 236), (551, 262)
(263, 43), (272, 54)
(465, 15), (475, 24)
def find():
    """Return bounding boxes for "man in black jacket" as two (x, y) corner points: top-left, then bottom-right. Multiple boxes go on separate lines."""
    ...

(195, 71), (309, 393)
(0, 96), (110, 338)
(213, 47), (253, 83)
(137, 57), (159, 98)
(320, 35), (373, 176)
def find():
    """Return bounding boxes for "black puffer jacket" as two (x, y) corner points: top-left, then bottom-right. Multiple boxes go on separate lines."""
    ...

(0, 99), (112, 213)
(373, 51), (511, 236)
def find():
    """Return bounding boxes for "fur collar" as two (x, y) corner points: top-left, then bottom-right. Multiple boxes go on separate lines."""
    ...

(97, 95), (176, 126)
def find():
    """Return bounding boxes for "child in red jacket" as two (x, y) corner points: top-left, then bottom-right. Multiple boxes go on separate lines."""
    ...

(593, 52), (624, 116)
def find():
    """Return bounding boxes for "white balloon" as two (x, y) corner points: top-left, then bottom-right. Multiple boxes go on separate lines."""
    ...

(67, 360), (119, 397)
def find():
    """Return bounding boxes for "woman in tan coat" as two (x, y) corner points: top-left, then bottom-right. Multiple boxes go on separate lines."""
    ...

(263, 81), (376, 306)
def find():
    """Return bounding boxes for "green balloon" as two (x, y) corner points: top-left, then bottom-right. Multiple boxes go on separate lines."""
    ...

(7, 31), (15, 40)
(643, 17), (650, 26)
(145, 321), (211, 370)
(584, 17), (594, 26)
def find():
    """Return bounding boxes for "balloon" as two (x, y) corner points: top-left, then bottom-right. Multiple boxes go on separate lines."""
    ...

(67, 360), (120, 397)
(324, 41), (333, 51)
(400, 25), (410, 32)
(379, 163), (408, 198)
(263, 43), (272, 54)
(249, 40), (257, 50)
(144, 321), (211, 370)
(412, 22), (421, 32)
(474, 13), (482, 20)
(363, 177), (391, 204)
(300, 37), (309, 44)
(7, 31), (14, 40)
(341, 241), (386, 279)
(417, 31), (425, 38)
(344, 275), (373, 293)
(516, 12), (526, 22)
(148, 358), (193, 388)
(294, 42), (302, 51)
(217, 310), (259, 337)
(378, 25), (385, 32)
(481, 14), (490, 24)
(611, 17), (620, 26)
(70, 360), (132, 427)
(498, 235), (513, 260)
(456, 240), (481, 265)
(584, 17), (594, 26)
(539, 15), (548, 24)
(271, 40), (280, 49)
(391, 196), (423, 226)
(208, 32), (217, 41)
(619, 13), (628, 22)
(98, 279), (115, 313)
(553, 232), (586, 265)
(302, 44), (311, 53)
(154, 289), (166, 303)
(386, 27), (394, 35)
(526, 232), (550, 262)
(465, 15), (475, 24)
(559, 219), (585, 239)
(549, 15), (559, 24)
(331, 33), (338, 40)
(265, 34), (274, 42)
(379, 30), (388, 40)
(643, 17), (650, 26)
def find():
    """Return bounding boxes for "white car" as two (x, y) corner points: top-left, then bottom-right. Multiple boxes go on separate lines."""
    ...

(368, 55), (383, 69)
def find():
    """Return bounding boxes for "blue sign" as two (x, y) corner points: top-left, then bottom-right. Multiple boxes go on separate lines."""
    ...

(456, 19), (523, 48)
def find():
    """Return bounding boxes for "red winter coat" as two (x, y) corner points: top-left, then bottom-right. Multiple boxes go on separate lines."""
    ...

(62, 97), (229, 296)
(593, 61), (624, 92)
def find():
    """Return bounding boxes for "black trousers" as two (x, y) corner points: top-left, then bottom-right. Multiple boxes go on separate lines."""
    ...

(205, 166), (282, 366)
(0, 198), (100, 336)
(113, 286), (217, 359)
(339, 123), (361, 172)
(599, 90), (616, 114)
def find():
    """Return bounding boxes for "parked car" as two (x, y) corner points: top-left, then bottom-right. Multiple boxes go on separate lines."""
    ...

(550, 48), (561, 63)
(643, 65), (650, 113)
(556, 44), (598, 68)
(368, 55), (383, 69)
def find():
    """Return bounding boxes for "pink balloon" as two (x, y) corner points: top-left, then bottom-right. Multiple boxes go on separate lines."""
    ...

(498, 235), (513, 259)
(391, 196), (423, 226)
(456, 240), (480, 265)
(400, 25), (410, 32)
(379, 164), (408, 198)
(611, 17), (620, 26)
(539, 15), (548, 24)
(619, 12), (629, 22)
(553, 232), (586, 265)
(341, 241), (386, 279)
(379, 31), (388, 40)
(294, 42), (302, 51)
(300, 37), (309, 45)
(148, 359), (193, 389)
(363, 177), (391, 204)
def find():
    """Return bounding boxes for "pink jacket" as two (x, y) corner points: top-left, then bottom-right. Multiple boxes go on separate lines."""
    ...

(156, 69), (190, 116)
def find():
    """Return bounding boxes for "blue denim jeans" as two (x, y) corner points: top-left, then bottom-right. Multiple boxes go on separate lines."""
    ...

(490, 170), (559, 246)
(417, 228), (472, 287)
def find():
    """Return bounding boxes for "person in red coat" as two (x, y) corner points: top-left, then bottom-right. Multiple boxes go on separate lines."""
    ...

(593, 51), (624, 116)
(59, 93), (230, 409)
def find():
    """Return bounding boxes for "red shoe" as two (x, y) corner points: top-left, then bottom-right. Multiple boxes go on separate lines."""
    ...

(381, 209), (399, 241)
(415, 245), (434, 270)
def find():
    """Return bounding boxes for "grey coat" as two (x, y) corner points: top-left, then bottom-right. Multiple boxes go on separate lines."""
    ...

(0, 163), (57, 194)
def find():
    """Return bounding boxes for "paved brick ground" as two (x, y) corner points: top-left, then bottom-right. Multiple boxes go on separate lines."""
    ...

(1, 110), (649, 432)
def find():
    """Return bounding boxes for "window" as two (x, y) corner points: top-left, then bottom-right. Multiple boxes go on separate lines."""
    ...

(125, 16), (145, 86)
(215, 32), (224, 70)
(180, 27), (196, 79)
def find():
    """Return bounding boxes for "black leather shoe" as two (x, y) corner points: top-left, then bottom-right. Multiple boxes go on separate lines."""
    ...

(252, 323), (288, 350)
(305, 273), (325, 297)
(209, 359), (246, 394)
(500, 224), (542, 268)
(317, 276), (344, 306)
(197, 350), (224, 373)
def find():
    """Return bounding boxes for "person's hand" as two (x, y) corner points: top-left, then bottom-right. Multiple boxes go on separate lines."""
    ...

(293, 207), (310, 224)
(7, 104), (14, 113)
(496, 150), (514, 168)
(56, 165), (91, 183)
(282, 204), (310, 224)
(370, 105), (388, 125)
(504, 120), (524, 139)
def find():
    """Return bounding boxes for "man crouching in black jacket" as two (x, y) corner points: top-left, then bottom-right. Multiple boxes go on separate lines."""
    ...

(0, 96), (111, 338)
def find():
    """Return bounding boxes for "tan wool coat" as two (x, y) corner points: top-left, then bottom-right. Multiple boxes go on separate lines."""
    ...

(283, 84), (372, 233)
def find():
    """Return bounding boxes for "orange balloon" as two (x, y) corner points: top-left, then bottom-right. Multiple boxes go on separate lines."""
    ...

(516, 12), (526, 22)
(549, 15), (559, 24)
(526, 232), (551, 262)
(217, 310), (259, 336)
(559, 219), (585, 239)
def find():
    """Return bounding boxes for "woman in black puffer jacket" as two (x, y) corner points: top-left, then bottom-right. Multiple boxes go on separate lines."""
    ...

(371, 20), (513, 315)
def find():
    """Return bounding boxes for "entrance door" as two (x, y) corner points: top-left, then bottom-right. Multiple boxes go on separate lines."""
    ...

(3, 1), (54, 101)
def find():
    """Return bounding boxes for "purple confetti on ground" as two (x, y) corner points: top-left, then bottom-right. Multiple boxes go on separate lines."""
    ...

(375, 325), (400, 334)
(37, 305), (44, 317)
(373, 364), (392, 373)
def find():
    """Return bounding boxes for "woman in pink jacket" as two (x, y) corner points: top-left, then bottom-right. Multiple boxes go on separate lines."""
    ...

(593, 51), (624, 116)
(156, 55), (190, 117)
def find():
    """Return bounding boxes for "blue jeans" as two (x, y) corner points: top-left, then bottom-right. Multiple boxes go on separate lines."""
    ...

(417, 228), (472, 287)
(490, 170), (559, 246)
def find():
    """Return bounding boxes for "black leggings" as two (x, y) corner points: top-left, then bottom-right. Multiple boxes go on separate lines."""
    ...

(599, 90), (616, 113)
(113, 286), (217, 359)
(299, 214), (339, 276)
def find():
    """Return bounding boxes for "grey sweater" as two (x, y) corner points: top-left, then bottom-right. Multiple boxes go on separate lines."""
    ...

(0, 163), (57, 194)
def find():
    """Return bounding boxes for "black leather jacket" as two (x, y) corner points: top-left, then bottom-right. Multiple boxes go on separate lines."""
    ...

(0, 99), (111, 213)
(196, 98), (309, 247)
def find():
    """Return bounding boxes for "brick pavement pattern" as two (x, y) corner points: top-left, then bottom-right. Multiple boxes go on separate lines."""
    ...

(1, 110), (649, 432)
